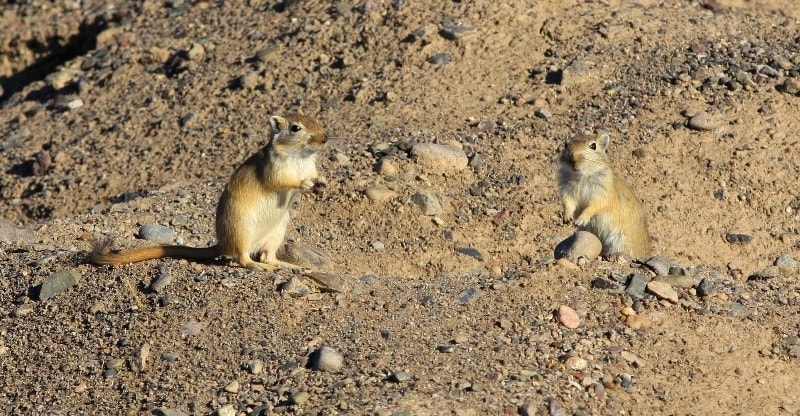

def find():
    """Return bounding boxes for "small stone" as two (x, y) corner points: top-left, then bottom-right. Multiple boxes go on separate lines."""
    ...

(105, 358), (125, 370)
(780, 78), (800, 95)
(303, 272), (348, 293)
(149, 265), (172, 293)
(103, 369), (118, 379)
(290, 391), (310, 405)
(534, 107), (552, 119)
(187, 43), (205, 60)
(556, 305), (580, 329)
(376, 158), (399, 176)
(39, 269), (81, 301)
(619, 373), (633, 388)
(658, 275), (695, 289)
(360, 275), (379, 284)
(773, 55), (794, 70)
(456, 286), (480, 304)
(428, 53), (452, 64)
(138, 224), (174, 244)
(439, 25), (476, 40)
(696, 278), (718, 297)
(310, 346), (343, 372)
(411, 143), (468, 174)
(592, 277), (622, 292)
(748, 266), (785, 280)
(46, 70), (74, 89)
(774, 254), (796, 269)
(436, 345), (455, 353)
(554, 231), (602, 262)
(625, 273), (650, 298)
(248, 359), (264, 375)
(555, 258), (580, 270)
(161, 351), (179, 361)
(254, 45), (278, 62)
(211, 406), (233, 416)
(563, 355), (588, 370)
(224, 380), (240, 394)
(547, 398), (567, 416)
(455, 247), (483, 261)
(725, 233), (752, 244)
(364, 186), (397, 202)
(131, 343), (150, 372)
(280, 276), (311, 297)
(389, 371), (410, 382)
(646, 281), (679, 304)
(644, 256), (673, 276)
(66, 99), (84, 110)
(687, 111), (721, 131)
(621, 306), (635, 316)
(410, 191), (443, 215)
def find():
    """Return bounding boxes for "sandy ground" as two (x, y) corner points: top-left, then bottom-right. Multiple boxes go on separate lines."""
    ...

(1, 0), (799, 415)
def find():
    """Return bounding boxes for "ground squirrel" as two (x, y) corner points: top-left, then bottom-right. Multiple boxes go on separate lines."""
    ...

(91, 113), (326, 271)
(558, 133), (652, 258)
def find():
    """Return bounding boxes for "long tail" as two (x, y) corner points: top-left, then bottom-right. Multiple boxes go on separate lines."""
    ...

(90, 237), (220, 265)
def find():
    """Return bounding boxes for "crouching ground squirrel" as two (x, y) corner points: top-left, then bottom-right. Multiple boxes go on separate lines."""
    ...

(91, 113), (326, 271)
(558, 133), (652, 258)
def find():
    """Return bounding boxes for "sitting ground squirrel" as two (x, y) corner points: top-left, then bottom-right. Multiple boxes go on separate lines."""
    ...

(91, 113), (326, 271)
(558, 133), (652, 258)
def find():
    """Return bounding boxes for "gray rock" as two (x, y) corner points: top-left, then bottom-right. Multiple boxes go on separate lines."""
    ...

(646, 281), (679, 303)
(280, 276), (311, 297)
(149, 265), (172, 293)
(411, 143), (468, 174)
(592, 277), (622, 292)
(455, 247), (483, 261)
(389, 370), (410, 382)
(456, 286), (480, 304)
(658, 275), (695, 289)
(310, 346), (343, 372)
(625, 273), (650, 299)
(554, 231), (602, 262)
(644, 256), (673, 276)
(774, 254), (796, 269)
(0, 218), (36, 245)
(534, 107), (552, 119)
(364, 186), (397, 203)
(428, 53), (451, 65)
(773, 55), (794, 70)
(39, 269), (81, 301)
(360, 275), (379, 284)
(439, 25), (476, 40)
(748, 266), (785, 280)
(687, 111), (721, 131)
(304, 272), (349, 293)
(696, 278), (718, 297)
(725, 233), (752, 245)
(411, 191), (443, 215)
(138, 223), (174, 244)
(290, 391), (310, 405)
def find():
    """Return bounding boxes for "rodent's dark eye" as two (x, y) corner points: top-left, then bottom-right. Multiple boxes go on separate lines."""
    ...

(290, 124), (302, 133)
(589, 142), (597, 150)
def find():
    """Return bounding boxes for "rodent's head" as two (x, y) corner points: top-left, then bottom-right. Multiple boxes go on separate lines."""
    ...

(269, 114), (326, 156)
(560, 133), (610, 174)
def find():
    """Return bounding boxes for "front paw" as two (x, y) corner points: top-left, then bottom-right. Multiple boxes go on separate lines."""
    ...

(574, 215), (591, 227)
(300, 179), (315, 191)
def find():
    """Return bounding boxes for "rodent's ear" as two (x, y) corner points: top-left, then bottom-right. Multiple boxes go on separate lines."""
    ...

(598, 132), (611, 151)
(269, 115), (288, 133)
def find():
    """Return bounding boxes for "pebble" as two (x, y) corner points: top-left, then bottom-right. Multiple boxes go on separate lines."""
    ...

(389, 371), (410, 382)
(563, 355), (588, 370)
(436, 345), (455, 353)
(376, 158), (399, 176)
(658, 275), (695, 289)
(773, 55), (794, 70)
(138, 223), (174, 244)
(364, 186), (397, 202)
(280, 276), (311, 297)
(625, 273), (650, 299)
(310, 346), (343, 372)
(132, 343), (150, 372)
(0, 218), (36, 245)
(696, 278), (718, 297)
(304, 272), (349, 293)
(556, 305), (580, 329)
(468, 153), (484, 170)
(66, 99), (84, 110)
(592, 277), (622, 292)
(644, 256), (673, 276)
(725, 233), (752, 245)
(39, 269), (81, 301)
(439, 25), (476, 40)
(161, 351), (179, 361)
(456, 286), (480, 304)
(646, 281), (679, 304)
(46, 70), (74, 89)
(554, 231), (602, 262)
(410, 191), (443, 215)
(428, 53), (452, 65)
(547, 398), (567, 416)
(780, 78), (800, 95)
(455, 247), (483, 261)
(290, 391), (310, 405)
(774, 253), (796, 269)
(187, 43), (205, 60)
(223, 380), (239, 394)
(748, 266), (785, 280)
(687, 111), (721, 131)
(359, 275), (379, 284)
(149, 265), (172, 293)
(216, 405), (235, 416)
(534, 107), (552, 119)
(248, 359), (263, 375)
(411, 143), (468, 174)
(555, 258), (580, 270)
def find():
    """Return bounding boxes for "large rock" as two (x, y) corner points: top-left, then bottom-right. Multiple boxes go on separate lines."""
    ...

(411, 143), (468, 174)
(554, 231), (602, 262)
